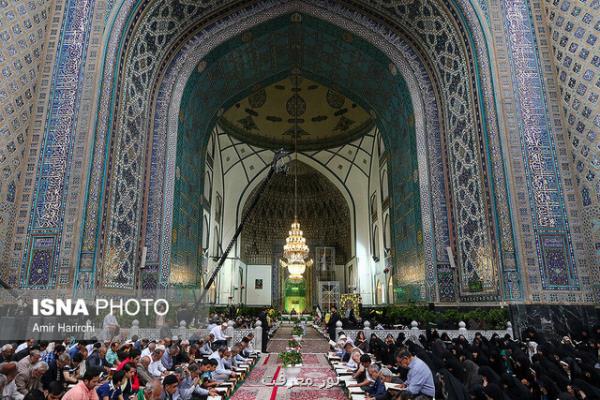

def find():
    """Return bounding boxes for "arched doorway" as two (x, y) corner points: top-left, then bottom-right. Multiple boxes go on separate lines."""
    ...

(240, 160), (351, 311)
(169, 13), (427, 305)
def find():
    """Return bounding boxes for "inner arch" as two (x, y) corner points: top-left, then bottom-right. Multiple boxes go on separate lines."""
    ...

(171, 13), (425, 302)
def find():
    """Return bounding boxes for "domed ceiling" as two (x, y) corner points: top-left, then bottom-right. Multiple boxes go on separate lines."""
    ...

(241, 160), (351, 265)
(219, 74), (374, 150)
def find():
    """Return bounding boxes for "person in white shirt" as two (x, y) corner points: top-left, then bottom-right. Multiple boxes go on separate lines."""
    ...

(346, 349), (363, 371)
(210, 323), (231, 347)
(206, 320), (218, 332)
(230, 345), (248, 367)
(148, 349), (166, 378)
(141, 342), (156, 358)
(14, 340), (32, 354)
(0, 362), (24, 400)
(102, 313), (120, 341)
(199, 335), (214, 356)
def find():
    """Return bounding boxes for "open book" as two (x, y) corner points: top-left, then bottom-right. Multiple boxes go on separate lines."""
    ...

(384, 382), (405, 391)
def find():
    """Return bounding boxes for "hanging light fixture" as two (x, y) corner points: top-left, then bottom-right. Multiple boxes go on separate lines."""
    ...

(280, 71), (312, 283)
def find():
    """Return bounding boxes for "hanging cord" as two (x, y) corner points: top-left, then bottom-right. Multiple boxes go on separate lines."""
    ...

(294, 73), (299, 221)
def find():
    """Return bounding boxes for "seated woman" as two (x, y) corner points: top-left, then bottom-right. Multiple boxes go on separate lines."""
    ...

(355, 331), (369, 353)
(381, 334), (397, 367)
(369, 334), (385, 360)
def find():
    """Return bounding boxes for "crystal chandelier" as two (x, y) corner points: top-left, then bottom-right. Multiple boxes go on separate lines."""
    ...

(283, 221), (310, 282)
(280, 71), (312, 283)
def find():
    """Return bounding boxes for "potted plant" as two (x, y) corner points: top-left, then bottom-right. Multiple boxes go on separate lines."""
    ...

(288, 339), (301, 350)
(291, 324), (303, 341)
(278, 349), (303, 385)
(279, 349), (302, 366)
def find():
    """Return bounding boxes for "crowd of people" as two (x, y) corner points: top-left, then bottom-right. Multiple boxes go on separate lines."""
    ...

(0, 321), (259, 400)
(328, 325), (600, 400)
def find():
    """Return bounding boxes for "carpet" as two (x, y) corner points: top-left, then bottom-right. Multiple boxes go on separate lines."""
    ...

(231, 327), (343, 400)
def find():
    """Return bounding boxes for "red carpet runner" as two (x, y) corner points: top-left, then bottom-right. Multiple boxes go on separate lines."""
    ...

(231, 326), (346, 400)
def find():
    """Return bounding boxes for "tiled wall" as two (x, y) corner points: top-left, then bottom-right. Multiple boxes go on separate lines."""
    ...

(3, 0), (597, 303)
(542, 0), (600, 297)
(0, 0), (49, 278)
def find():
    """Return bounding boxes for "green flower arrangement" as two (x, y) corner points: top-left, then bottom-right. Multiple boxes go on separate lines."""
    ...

(288, 339), (301, 348)
(278, 349), (303, 367)
(291, 325), (304, 336)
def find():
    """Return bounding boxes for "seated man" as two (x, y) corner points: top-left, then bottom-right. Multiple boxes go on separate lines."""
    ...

(137, 356), (154, 387)
(210, 324), (230, 348)
(178, 363), (218, 400)
(62, 367), (101, 400)
(243, 333), (256, 354)
(1, 362), (24, 400)
(341, 342), (355, 363)
(161, 346), (180, 371)
(348, 354), (374, 388)
(395, 351), (435, 399)
(141, 342), (156, 358)
(96, 370), (126, 400)
(160, 374), (181, 400)
(46, 381), (64, 400)
(16, 350), (41, 374)
(200, 335), (214, 356)
(42, 353), (77, 390)
(15, 361), (47, 396)
(149, 349), (167, 378)
(86, 346), (111, 373)
(199, 359), (220, 389)
(366, 367), (395, 400)
(364, 364), (386, 398)
(346, 349), (363, 371)
(230, 345), (248, 367)
(209, 347), (236, 382)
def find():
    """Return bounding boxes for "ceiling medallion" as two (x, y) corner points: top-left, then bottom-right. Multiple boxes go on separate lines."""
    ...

(248, 89), (266, 108)
(326, 89), (345, 109)
(286, 93), (306, 116)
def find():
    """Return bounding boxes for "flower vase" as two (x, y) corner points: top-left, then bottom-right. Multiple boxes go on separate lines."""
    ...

(284, 365), (302, 386)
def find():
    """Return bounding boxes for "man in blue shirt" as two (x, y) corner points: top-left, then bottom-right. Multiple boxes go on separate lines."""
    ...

(161, 345), (179, 371)
(364, 364), (387, 398)
(396, 350), (435, 399)
(96, 370), (126, 400)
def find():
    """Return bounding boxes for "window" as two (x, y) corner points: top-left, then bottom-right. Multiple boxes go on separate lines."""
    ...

(381, 169), (389, 202)
(372, 226), (380, 262)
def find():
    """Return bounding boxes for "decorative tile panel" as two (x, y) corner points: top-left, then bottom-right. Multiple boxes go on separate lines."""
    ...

(0, 0), (49, 279)
(18, 0), (95, 288)
(542, 0), (600, 281)
(501, 0), (579, 290)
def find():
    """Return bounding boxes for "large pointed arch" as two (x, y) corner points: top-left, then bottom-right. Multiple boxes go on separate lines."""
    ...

(68, 0), (522, 305)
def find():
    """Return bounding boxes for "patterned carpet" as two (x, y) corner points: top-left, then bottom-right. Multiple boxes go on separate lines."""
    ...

(231, 327), (346, 400)
(267, 326), (331, 353)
